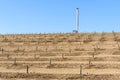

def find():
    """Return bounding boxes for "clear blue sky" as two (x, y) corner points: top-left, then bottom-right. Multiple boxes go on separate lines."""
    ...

(0, 0), (120, 34)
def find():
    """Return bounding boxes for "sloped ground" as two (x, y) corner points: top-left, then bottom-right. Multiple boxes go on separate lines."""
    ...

(0, 32), (120, 80)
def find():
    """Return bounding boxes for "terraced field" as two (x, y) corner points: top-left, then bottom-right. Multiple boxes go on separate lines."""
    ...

(0, 32), (120, 80)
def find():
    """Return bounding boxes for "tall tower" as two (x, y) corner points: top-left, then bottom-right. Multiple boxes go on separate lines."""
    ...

(73, 8), (79, 33)
(76, 8), (79, 32)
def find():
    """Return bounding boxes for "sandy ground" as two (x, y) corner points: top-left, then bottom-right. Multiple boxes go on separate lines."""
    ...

(0, 67), (120, 75)
(0, 33), (119, 79)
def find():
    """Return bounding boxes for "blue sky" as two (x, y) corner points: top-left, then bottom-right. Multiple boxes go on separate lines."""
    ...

(0, 0), (120, 34)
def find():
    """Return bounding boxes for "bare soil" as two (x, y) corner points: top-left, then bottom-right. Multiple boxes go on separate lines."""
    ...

(0, 32), (119, 79)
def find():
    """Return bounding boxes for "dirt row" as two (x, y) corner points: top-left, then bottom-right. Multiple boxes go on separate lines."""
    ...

(0, 72), (120, 80)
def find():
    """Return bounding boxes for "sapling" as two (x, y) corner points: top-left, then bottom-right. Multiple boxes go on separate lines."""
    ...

(96, 45), (99, 50)
(93, 52), (95, 59)
(1, 48), (3, 55)
(7, 54), (9, 60)
(99, 32), (106, 42)
(113, 31), (118, 41)
(89, 58), (91, 67)
(93, 48), (96, 58)
(69, 48), (71, 53)
(46, 48), (47, 53)
(80, 64), (83, 76)
(34, 54), (36, 59)
(116, 42), (120, 51)
(45, 38), (47, 45)
(101, 32), (105, 37)
(26, 65), (29, 74)
(17, 47), (19, 52)
(62, 53), (64, 59)
(36, 46), (38, 51)
(55, 46), (57, 50)
(14, 58), (17, 65)
(38, 41), (40, 45)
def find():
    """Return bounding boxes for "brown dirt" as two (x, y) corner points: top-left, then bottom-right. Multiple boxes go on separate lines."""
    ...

(0, 33), (119, 79)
